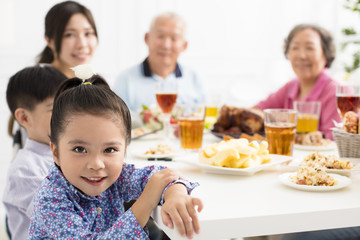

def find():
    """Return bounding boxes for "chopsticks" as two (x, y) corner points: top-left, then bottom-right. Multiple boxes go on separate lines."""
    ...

(147, 157), (172, 161)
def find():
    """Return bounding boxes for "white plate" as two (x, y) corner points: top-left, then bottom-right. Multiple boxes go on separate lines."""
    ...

(194, 154), (293, 176)
(132, 151), (178, 159)
(294, 141), (337, 151)
(131, 145), (180, 160)
(278, 172), (351, 191)
(288, 157), (360, 177)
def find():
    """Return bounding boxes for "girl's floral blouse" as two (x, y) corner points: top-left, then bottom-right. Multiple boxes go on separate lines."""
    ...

(27, 163), (198, 239)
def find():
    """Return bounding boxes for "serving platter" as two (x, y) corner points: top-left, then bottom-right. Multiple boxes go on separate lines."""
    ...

(193, 154), (292, 176)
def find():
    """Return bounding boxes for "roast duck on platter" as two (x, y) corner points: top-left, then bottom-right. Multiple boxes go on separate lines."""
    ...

(212, 105), (265, 139)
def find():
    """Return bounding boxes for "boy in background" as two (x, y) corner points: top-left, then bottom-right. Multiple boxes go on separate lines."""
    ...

(2, 64), (66, 239)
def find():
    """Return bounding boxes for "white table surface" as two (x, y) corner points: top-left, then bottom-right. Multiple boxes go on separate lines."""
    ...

(126, 132), (360, 240)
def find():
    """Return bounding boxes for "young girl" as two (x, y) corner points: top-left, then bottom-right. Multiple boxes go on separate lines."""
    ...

(27, 75), (203, 239)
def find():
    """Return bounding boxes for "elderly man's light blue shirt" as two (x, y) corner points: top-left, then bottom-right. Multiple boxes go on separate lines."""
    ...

(113, 58), (206, 112)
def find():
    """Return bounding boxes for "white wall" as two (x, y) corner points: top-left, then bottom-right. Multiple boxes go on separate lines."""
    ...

(1, 0), (358, 237)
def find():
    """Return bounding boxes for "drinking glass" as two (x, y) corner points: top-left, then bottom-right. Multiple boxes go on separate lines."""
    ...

(178, 105), (206, 150)
(293, 101), (321, 135)
(336, 85), (360, 118)
(264, 109), (297, 156)
(155, 80), (178, 139)
(204, 93), (220, 129)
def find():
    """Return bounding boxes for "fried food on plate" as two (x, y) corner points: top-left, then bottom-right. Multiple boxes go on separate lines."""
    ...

(199, 138), (271, 168)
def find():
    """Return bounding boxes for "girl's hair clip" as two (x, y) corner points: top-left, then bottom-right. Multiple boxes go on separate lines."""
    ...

(70, 64), (96, 81)
(83, 81), (92, 85)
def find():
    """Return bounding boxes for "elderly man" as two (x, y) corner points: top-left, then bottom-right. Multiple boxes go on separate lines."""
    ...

(114, 12), (205, 112)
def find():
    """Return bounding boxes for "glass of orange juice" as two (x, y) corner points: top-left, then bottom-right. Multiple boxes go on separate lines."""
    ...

(264, 109), (297, 156)
(293, 101), (321, 134)
(205, 105), (218, 129)
(204, 94), (220, 129)
(178, 105), (206, 150)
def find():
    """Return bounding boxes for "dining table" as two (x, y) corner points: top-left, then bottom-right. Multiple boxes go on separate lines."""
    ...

(126, 131), (360, 240)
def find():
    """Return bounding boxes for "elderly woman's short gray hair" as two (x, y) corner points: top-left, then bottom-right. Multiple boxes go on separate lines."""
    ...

(283, 24), (336, 68)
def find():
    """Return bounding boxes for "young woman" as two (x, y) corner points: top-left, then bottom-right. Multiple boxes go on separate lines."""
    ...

(37, 0), (98, 78)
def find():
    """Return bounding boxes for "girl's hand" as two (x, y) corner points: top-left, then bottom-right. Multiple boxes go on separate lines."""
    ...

(132, 168), (181, 227)
(161, 184), (204, 239)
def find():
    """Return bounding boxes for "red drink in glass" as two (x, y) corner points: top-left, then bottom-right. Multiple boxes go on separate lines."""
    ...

(156, 93), (177, 114)
(336, 96), (360, 118)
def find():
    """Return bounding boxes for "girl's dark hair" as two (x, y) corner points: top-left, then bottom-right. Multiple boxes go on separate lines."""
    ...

(37, 1), (98, 63)
(6, 64), (67, 136)
(283, 24), (336, 68)
(50, 75), (132, 147)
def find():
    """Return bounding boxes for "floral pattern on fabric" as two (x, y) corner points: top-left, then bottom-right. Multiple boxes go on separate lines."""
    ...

(27, 163), (198, 239)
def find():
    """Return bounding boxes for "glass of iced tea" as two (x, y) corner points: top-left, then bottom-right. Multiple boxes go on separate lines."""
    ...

(178, 105), (206, 150)
(293, 101), (321, 134)
(155, 80), (178, 139)
(264, 109), (297, 156)
(336, 85), (360, 118)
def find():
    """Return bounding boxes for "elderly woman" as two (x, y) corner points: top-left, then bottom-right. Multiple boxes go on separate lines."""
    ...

(255, 24), (341, 139)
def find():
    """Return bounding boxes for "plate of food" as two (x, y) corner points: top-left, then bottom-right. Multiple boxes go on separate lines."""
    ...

(211, 130), (266, 141)
(294, 131), (336, 151)
(131, 127), (161, 140)
(211, 105), (265, 140)
(278, 169), (351, 192)
(211, 130), (242, 139)
(288, 152), (360, 177)
(192, 138), (292, 175)
(194, 154), (292, 176)
(131, 143), (179, 160)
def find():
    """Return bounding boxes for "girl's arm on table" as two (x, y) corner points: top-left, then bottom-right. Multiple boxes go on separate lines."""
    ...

(161, 183), (203, 239)
(131, 167), (182, 227)
(129, 165), (202, 239)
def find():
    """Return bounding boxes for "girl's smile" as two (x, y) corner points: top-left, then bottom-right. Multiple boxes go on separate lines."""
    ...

(82, 176), (107, 186)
